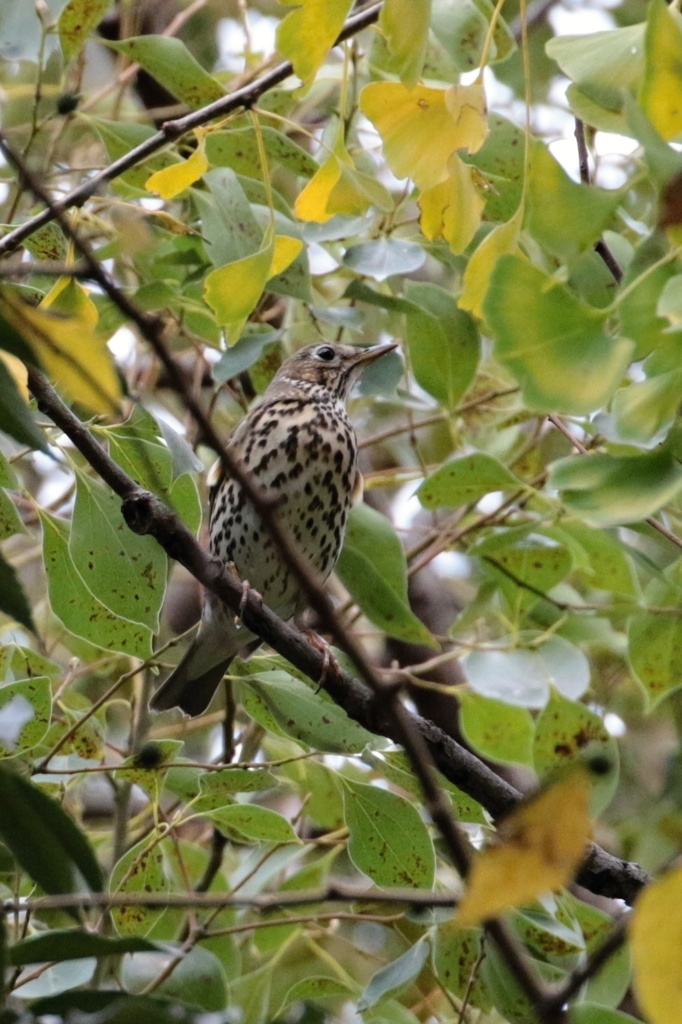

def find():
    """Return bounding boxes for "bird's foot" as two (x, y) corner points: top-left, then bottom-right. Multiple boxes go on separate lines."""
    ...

(233, 575), (263, 630)
(300, 629), (339, 692)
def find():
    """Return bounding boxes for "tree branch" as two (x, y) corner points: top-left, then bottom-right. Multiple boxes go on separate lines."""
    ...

(27, 368), (649, 911)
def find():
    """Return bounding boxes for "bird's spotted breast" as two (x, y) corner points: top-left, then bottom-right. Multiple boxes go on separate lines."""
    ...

(208, 392), (357, 618)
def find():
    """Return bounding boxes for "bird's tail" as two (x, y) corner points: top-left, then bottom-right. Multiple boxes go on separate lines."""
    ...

(150, 635), (233, 717)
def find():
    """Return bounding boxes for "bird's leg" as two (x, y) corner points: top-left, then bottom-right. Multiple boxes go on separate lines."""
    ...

(298, 627), (339, 692)
(227, 561), (263, 630)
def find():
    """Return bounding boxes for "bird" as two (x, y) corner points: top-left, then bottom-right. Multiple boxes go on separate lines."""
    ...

(151, 340), (398, 716)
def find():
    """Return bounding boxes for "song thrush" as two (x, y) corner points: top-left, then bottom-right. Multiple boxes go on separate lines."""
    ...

(151, 340), (398, 716)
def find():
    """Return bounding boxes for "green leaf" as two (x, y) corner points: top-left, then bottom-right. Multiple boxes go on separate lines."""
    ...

(0, 452), (26, 540)
(628, 565), (682, 706)
(9, 930), (160, 966)
(475, 528), (573, 614)
(336, 503), (435, 647)
(98, 407), (173, 495)
(194, 169), (262, 267)
(404, 281), (480, 409)
(110, 836), (172, 938)
(0, 676), (51, 756)
(466, 114), (525, 223)
(0, 764), (103, 894)
(29, 991), (214, 1021)
(525, 142), (621, 260)
(459, 692), (534, 765)
(555, 522), (637, 597)
(59, 0), (111, 62)
(343, 778), (436, 888)
(0, 550), (34, 633)
(238, 669), (375, 754)
(121, 947), (228, 1011)
(534, 689), (619, 814)
(343, 238), (426, 281)
(417, 452), (522, 509)
(612, 369), (682, 443)
(90, 118), (176, 190)
(105, 37), (225, 108)
(433, 924), (492, 1010)
(431, 0), (515, 71)
(484, 255), (635, 415)
(377, 0), (431, 86)
(204, 804), (302, 845)
(463, 635), (590, 708)
(40, 510), (153, 659)
(70, 471), (168, 631)
(569, 1006), (642, 1024)
(359, 936), (430, 1010)
(0, 357), (49, 452)
(197, 767), (277, 800)
(362, 747), (486, 823)
(206, 126), (318, 179)
(549, 448), (682, 527)
(546, 24), (644, 132)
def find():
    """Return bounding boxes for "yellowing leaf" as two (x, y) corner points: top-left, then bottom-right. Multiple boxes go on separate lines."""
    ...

(360, 82), (488, 190)
(631, 867), (682, 1024)
(456, 770), (591, 927)
(0, 288), (120, 415)
(295, 133), (392, 222)
(204, 243), (272, 340)
(445, 85), (489, 153)
(640, 1), (682, 140)
(0, 353), (28, 399)
(277, 0), (353, 84)
(146, 139), (208, 199)
(41, 277), (99, 329)
(459, 209), (523, 317)
(418, 153), (485, 254)
(270, 235), (303, 277)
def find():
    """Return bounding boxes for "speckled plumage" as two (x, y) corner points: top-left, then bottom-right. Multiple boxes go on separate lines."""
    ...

(151, 341), (397, 716)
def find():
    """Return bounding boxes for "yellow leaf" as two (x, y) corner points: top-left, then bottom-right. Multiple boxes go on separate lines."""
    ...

(41, 277), (99, 329)
(146, 140), (208, 199)
(277, 0), (353, 84)
(270, 235), (303, 277)
(360, 82), (488, 190)
(640, 1), (682, 140)
(456, 770), (591, 927)
(460, 208), (523, 317)
(295, 133), (392, 222)
(204, 239), (273, 341)
(0, 288), (121, 415)
(631, 867), (682, 1024)
(418, 153), (485, 254)
(445, 85), (489, 153)
(0, 352), (28, 399)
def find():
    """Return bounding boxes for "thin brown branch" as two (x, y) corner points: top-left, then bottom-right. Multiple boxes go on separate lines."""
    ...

(574, 118), (623, 283)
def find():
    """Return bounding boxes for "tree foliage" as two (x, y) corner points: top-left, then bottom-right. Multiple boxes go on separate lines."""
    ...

(0, 0), (682, 1021)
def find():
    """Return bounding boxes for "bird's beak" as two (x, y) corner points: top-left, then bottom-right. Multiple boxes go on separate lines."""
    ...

(354, 341), (399, 364)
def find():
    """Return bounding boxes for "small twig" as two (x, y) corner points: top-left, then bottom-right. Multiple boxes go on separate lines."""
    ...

(574, 118), (623, 283)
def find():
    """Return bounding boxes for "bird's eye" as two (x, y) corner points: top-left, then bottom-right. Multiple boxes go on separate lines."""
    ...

(315, 345), (336, 362)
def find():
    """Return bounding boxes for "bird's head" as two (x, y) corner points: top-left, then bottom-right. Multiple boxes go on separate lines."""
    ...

(271, 341), (399, 400)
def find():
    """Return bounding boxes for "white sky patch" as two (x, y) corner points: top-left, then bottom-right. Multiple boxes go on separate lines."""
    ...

(216, 14), (279, 74)
(549, 2), (616, 36)
(107, 325), (137, 364)
(604, 712), (626, 737)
